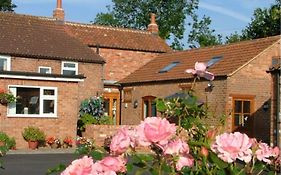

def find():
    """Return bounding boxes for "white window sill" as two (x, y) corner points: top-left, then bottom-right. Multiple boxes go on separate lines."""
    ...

(7, 114), (58, 118)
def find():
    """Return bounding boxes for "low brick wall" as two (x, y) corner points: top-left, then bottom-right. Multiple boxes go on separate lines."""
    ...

(84, 125), (136, 147)
(84, 124), (189, 150)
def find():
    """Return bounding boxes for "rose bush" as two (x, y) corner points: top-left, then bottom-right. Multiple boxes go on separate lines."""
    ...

(57, 117), (280, 175)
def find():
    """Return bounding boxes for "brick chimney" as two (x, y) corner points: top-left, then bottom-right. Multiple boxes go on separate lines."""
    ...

(147, 13), (159, 34)
(53, 0), (65, 21)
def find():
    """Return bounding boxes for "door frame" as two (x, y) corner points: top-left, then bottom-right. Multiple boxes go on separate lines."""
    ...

(231, 94), (255, 137)
(103, 92), (120, 125)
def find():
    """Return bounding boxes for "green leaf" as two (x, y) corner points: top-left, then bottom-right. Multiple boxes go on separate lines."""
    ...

(217, 169), (227, 175)
(90, 150), (104, 160)
(126, 163), (133, 172)
(46, 164), (66, 175)
(267, 171), (276, 175)
(156, 99), (166, 112)
(162, 162), (172, 173)
(209, 152), (228, 169)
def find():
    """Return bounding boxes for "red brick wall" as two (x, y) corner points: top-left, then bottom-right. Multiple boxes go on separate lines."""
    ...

(226, 41), (280, 143)
(84, 125), (135, 147)
(121, 80), (227, 127)
(11, 56), (104, 101)
(0, 56), (103, 148)
(97, 48), (160, 81)
(0, 79), (79, 149)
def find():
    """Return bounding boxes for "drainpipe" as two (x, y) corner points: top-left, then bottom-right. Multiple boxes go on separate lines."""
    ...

(276, 69), (280, 148)
(118, 86), (123, 125)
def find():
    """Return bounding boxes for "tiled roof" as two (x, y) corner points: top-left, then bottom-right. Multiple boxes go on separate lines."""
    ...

(0, 12), (105, 63)
(64, 22), (171, 53)
(119, 35), (280, 85)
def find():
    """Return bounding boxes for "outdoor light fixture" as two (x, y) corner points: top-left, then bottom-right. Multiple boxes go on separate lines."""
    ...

(133, 100), (138, 108)
(205, 81), (214, 92)
(263, 101), (269, 111)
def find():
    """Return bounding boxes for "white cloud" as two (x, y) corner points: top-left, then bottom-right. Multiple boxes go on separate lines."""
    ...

(199, 2), (250, 23)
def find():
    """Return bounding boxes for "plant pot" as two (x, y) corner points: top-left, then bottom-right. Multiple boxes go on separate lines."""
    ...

(51, 143), (59, 149)
(28, 140), (39, 150)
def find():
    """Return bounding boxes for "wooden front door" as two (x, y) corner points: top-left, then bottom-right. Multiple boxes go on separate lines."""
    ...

(232, 97), (254, 137)
(103, 92), (120, 125)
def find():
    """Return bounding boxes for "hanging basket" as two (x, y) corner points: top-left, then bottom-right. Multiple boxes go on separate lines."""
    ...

(0, 98), (8, 105)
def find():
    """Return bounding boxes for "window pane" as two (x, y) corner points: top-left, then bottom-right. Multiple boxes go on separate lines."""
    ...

(43, 100), (54, 114)
(16, 87), (40, 114)
(243, 101), (251, 113)
(44, 89), (55, 96)
(151, 102), (157, 116)
(234, 100), (242, 113)
(40, 68), (51, 74)
(104, 99), (110, 116)
(243, 114), (251, 127)
(64, 63), (76, 68)
(234, 114), (240, 126)
(0, 59), (7, 71)
(63, 70), (76, 76)
(144, 100), (149, 118)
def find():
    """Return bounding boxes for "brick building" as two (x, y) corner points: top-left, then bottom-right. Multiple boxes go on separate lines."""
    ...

(63, 18), (171, 124)
(0, 12), (105, 148)
(51, 0), (171, 124)
(0, 0), (170, 148)
(119, 36), (281, 144)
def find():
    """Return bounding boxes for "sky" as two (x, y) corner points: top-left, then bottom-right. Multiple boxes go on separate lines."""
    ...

(13, 0), (275, 46)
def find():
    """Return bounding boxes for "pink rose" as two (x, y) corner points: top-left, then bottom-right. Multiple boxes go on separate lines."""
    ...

(176, 154), (194, 171)
(211, 132), (252, 163)
(272, 146), (280, 158)
(61, 156), (94, 175)
(255, 142), (273, 163)
(91, 162), (117, 175)
(110, 127), (133, 155)
(255, 143), (280, 164)
(185, 62), (214, 81)
(136, 117), (177, 146)
(163, 139), (189, 155)
(99, 156), (127, 173)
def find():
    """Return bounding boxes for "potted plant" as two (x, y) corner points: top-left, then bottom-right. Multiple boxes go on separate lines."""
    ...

(62, 136), (73, 148)
(0, 132), (8, 147)
(46, 136), (61, 148)
(22, 126), (45, 149)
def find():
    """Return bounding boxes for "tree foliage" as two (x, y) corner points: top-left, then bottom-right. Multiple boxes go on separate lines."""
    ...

(242, 0), (280, 39)
(188, 14), (222, 48)
(93, 0), (199, 50)
(0, 0), (16, 12)
(226, 0), (280, 44)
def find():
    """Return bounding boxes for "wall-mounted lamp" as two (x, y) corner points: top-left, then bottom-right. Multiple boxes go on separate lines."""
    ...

(133, 100), (138, 108)
(263, 101), (269, 111)
(205, 81), (214, 92)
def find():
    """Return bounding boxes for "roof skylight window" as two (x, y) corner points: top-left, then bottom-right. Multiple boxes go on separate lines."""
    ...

(159, 61), (180, 73)
(207, 56), (223, 68)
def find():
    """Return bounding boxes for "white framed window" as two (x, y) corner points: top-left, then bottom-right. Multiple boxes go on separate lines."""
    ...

(38, 66), (52, 74)
(8, 85), (57, 118)
(0, 55), (11, 71)
(61, 61), (78, 75)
